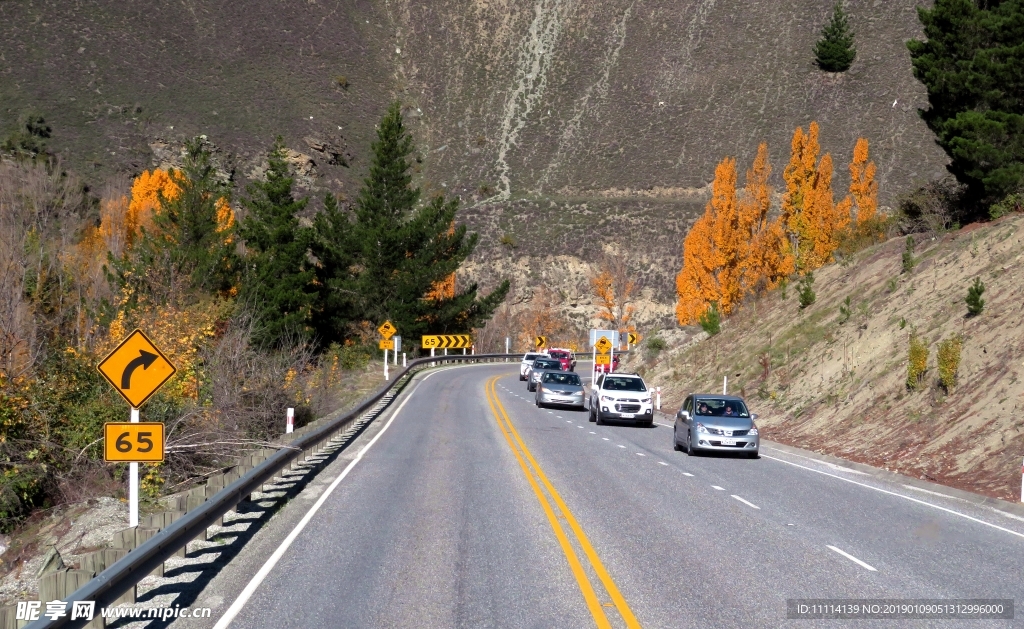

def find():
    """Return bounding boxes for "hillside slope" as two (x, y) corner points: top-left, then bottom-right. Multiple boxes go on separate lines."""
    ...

(1, 0), (950, 318)
(639, 215), (1024, 502)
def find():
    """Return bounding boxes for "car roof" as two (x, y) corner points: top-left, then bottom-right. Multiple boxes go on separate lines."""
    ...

(691, 394), (746, 401)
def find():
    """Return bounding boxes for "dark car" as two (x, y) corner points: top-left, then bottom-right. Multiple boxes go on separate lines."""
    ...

(526, 358), (563, 392)
(673, 394), (760, 458)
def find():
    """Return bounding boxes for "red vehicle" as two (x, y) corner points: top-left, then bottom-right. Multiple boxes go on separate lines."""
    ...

(548, 348), (576, 371)
(593, 353), (621, 374)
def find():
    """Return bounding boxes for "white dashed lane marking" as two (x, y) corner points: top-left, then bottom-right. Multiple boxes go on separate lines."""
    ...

(603, 438), (610, 441)
(712, 485), (725, 491)
(827, 546), (877, 572)
(658, 462), (668, 466)
(618, 445), (626, 449)
(682, 473), (694, 477)
(731, 495), (760, 510)
(636, 453), (645, 456)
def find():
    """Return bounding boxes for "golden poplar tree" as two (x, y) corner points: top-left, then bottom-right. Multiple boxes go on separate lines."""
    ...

(676, 210), (720, 325)
(740, 143), (794, 292)
(803, 153), (848, 268)
(781, 122), (820, 268)
(128, 169), (180, 245)
(847, 137), (884, 242)
(710, 158), (745, 314)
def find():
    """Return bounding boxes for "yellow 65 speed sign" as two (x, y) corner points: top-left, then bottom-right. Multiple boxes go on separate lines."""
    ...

(104, 422), (165, 462)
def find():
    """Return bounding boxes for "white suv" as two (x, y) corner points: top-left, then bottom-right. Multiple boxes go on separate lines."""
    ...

(519, 352), (549, 381)
(588, 373), (654, 426)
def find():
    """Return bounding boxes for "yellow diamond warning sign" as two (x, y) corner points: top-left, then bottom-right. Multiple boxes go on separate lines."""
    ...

(378, 320), (397, 340)
(594, 337), (612, 354)
(97, 329), (176, 408)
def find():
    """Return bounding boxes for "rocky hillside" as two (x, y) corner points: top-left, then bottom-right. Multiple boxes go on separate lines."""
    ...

(1, 0), (949, 321)
(633, 215), (1024, 502)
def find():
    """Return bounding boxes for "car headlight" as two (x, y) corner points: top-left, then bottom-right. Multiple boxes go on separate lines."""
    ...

(748, 425), (759, 436)
(573, 391), (584, 396)
(600, 396), (615, 403)
(696, 423), (709, 434)
(640, 396), (651, 403)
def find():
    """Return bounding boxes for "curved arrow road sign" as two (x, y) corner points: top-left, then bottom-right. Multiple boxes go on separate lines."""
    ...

(97, 329), (177, 408)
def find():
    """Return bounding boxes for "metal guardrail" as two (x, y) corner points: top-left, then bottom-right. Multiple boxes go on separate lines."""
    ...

(28, 353), (521, 629)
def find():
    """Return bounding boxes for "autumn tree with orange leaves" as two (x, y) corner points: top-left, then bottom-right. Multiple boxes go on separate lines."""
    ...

(741, 143), (795, 293)
(107, 138), (239, 304)
(591, 253), (639, 334)
(676, 125), (881, 325)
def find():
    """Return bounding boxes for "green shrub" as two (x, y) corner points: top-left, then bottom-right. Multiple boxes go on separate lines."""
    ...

(966, 277), (985, 316)
(907, 332), (929, 390)
(798, 272), (816, 309)
(698, 303), (721, 336)
(887, 277), (899, 293)
(901, 236), (916, 273)
(338, 343), (371, 370)
(990, 193), (1024, 219)
(499, 234), (517, 249)
(646, 337), (667, 352)
(838, 295), (852, 324)
(937, 334), (962, 392)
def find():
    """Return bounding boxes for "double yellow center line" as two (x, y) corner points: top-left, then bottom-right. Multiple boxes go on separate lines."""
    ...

(485, 376), (641, 629)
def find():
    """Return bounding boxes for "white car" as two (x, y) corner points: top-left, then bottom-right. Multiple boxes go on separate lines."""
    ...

(587, 373), (654, 426)
(519, 352), (549, 381)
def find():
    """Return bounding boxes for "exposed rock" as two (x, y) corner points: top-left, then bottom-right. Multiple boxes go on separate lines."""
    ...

(303, 135), (351, 167)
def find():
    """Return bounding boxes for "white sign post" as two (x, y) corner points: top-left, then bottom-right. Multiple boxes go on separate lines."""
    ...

(129, 407), (139, 527)
(393, 336), (401, 365)
(384, 349), (389, 381)
(723, 376), (728, 394)
(286, 407), (294, 434)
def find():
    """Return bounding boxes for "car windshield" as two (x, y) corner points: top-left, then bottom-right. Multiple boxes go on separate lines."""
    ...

(543, 372), (581, 386)
(603, 376), (646, 392)
(533, 359), (562, 369)
(523, 353), (544, 361)
(695, 398), (750, 417)
(549, 351), (568, 359)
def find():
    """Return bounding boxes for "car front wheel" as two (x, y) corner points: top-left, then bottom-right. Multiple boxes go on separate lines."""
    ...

(686, 430), (697, 456)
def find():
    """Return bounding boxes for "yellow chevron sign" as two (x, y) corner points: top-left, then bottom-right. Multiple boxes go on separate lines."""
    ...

(421, 334), (472, 349)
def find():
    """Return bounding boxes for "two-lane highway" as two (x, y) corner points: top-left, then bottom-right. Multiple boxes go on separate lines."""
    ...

(193, 364), (1024, 628)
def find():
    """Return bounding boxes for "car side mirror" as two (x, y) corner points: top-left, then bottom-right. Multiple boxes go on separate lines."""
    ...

(751, 413), (758, 420)
(680, 410), (690, 420)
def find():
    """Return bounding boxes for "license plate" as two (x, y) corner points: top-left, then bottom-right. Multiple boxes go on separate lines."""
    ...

(620, 413), (635, 418)
(720, 438), (736, 446)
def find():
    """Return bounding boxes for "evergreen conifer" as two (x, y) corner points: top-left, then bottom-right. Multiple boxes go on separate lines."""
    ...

(238, 140), (317, 346)
(815, 3), (857, 72)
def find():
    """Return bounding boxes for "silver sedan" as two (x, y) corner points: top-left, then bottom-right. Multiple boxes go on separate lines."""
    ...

(673, 394), (760, 458)
(535, 371), (586, 409)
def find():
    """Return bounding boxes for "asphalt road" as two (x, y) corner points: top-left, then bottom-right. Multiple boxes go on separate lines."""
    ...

(186, 363), (1024, 629)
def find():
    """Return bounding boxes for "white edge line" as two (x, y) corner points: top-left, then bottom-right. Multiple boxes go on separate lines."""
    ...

(730, 495), (761, 510)
(655, 422), (672, 428)
(213, 368), (443, 629)
(761, 454), (1024, 540)
(827, 545), (877, 571)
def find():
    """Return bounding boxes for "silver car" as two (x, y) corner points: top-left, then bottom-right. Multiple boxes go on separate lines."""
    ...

(519, 352), (548, 381)
(673, 394), (760, 458)
(535, 371), (585, 409)
(527, 358), (564, 392)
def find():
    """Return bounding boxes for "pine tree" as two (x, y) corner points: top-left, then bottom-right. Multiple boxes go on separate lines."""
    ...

(309, 192), (356, 347)
(348, 102), (508, 342)
(965, 277), (985, 316)
(110, 138), (238, 303)
(238, 140), (317, 346)
(815, 3), (857, 72)
(908, 0), (1024, 208)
